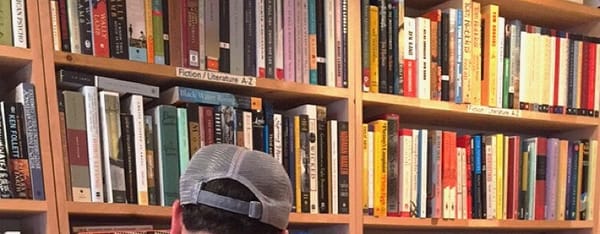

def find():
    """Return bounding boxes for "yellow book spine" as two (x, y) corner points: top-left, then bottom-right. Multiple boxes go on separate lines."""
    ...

(496, 134), (504, 219)
(461, 0), (473, 104)
(472, 2), (482, 105)
(369, 6), (379, 93)
(587, 140), (597, 221)
(481, 4), (498, 107)
(145, 0), (155, 64)
(294, 116), (301, 213)
(576, 41), (583, 110)
(362, 124), (369, 213)
(372, 120), (388, 217)
(557, 140), (569, 220)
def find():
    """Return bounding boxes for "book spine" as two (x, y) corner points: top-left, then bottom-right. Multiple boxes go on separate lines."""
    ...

(218, 0), (230, 73)
(403, 17), (416, 97)
(461, 0), (473, 104)
(155, 106), (179, 206)
(428, 15), (439, 100)
(230, 0), (244, 75)
(316, 0), (326, 86)
(243, 111), (252, 149)
(360, 0), (369, 91)
(107, 0), (128, 59)
(378, 1), (388, 93)
(546, 138), (558, 220)
(372, 120), (387, 217)
(580, 140), (590, 220)
(386, 1), (393, 94)
(417, 17), (431, 100)
(256, 0), (266, 77)
(177, 108), (189, 175)
(455, 10), (463, 103)
(98, 91), (126, 203)
(317, 118), (328, 213)
(185, 0), (199, 68)
(61, 91), (91, 202)
(399, 129), (411, 217)
(91, 0), (109, 57)
(51, 0), (61, 50)
(244, 0), (257, 76)
(76, 0), (92, 54)
(274, 113), (283, 163)
(301, 0), (309, 84)
(152, 0), (165, 64)
(144, 115), (158, 205)
(186, 104), (200, 156)
(67, 0), (81, 53)
(535, 138), (547, 220)
(282, 0), (294, 81)
(297, 114), (309, 212)
(306, 0), (316, 83)
(334, 0), (342, 87)
(386, 117), (399, 216)
(144, 0), (154, 64)
(496, 17), (505, 108)
(120, 113), (137, 204)
(13, 84), (44, 200)
(11, 0), (26, 48)
(341, 0), (348, 88)
(324, 0), (334, 87)
(127, 95), (148, 205)
(481, 5), (498, 107)
(368, 6), (379, 93)
(510, 21), (522, 110)
(440, 12), (449, 101)
(275, 0), (284, 79)
(472, 2), (482, 105)
(362, 124), (368, 214)
(587, 140), (598, 220)
(80, 87), (104, 203)
(162, 0), (169, 65)
(7, 103), (31, 199)
(59, 0), (70, 51)
(0, 106), (11, 198)
(338, 121), (349, 214)
(308, 116), (318, 214)
(265, 0), (276, 78)
(126, 0), (147, 62)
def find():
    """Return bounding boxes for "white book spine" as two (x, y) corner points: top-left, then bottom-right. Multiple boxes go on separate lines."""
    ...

(99, 92), (119, 203)
(67, 0), (80, 53)
(416, 17), (430, 100)
(462, 147), (469, 219)
(243, 111), (253, 149)
(325, 0), (335, 87)
(51, 1), (61, 51)
(401, 133), (412, 216)
(485, 141), (493, 219)
(127, 95), (148, 205)
(154, 108), (165, 206)
(11, 0), (27, 48)
(519, 31), (529, 106)
(81, 86), (104, 203)
(419, 129), (428, 218)
(411, 129), (418, 212)
(490, 136), (497, 219)
(273, 113), (283, 164)
(275, 0), (284, 79)
(367, 129), (374, 214)
(257, 0), (266, 76)
(308, 118), (318, 214)
(559, 37), (569, 108)
(496, 17), (505, 107)
(330, 120), (339, 214)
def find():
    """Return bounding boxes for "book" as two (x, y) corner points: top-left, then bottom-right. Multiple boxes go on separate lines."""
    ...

(98, 91), (126, 203)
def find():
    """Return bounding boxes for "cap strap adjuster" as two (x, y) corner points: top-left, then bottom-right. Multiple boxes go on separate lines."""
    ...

(196, 189), (263, 220)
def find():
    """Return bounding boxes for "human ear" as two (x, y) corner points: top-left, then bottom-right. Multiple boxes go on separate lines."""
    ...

(170, 200), (183, 234)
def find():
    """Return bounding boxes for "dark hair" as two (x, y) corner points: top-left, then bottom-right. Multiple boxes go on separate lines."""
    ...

(182, 179), (282, 234)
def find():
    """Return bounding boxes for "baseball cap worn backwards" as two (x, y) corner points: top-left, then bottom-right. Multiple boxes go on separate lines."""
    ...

(179, 144), (293, 230)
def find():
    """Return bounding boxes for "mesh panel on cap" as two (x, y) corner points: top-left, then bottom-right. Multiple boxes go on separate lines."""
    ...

(179, 144), (292, 230)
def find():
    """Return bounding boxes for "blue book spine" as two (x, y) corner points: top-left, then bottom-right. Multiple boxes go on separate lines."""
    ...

(288, 116), (296, 212)
(565, 142), (574, 220)
(416, 130), (423, 216)
(177, 87), (238, 107)
(455, 9), (463, 103)
(473, 135), (482, 218)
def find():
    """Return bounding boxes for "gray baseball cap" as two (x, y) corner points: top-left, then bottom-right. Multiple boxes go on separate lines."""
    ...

(179, 144), (293, 230)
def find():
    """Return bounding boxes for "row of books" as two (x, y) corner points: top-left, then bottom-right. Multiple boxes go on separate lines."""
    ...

(0, 0), (27, 48)
(362, 115), (597, 221)
(71, 225), (167, 234)
(56, 69), (350, 214)
(362, 0), (600, 117)
(50, 0), (171, 64)
(50, 0), (350, 88)
(0, 83), (44, 201)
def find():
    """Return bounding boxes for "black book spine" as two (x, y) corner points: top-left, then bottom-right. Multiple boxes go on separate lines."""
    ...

(235, 110), (244, 147)
(214, 107), (223, 144)
(316, 0), (326, 86)
(120, 113), (137, 204)
(265, 0), (275, 78)
(0, 106), (11, 198)
(580, 140), (590, 220)
(59, 0), (71, 52)
(470, 137), (480, 219)
(441, 12), (450, 101)
(386, 1), (394, 94)
(379, 0), (389, 93)
(338, 121), (349, 214)
(505, 23), (513, 109)
(299, 114), (310, 213)
(567, 36), (576, 115)
(263, 102), (274, 155)
(392, 3), (399, 94)
(287, 116), (296, 212)
(282, 115), (290, 174)
(244, 0), (257, 76)
(4, 103), (30, 199)
(386, 118), (398, 215)
(317, 119), (328, 213)
(252, 111), (264, 152)
(58, 69), (95, 89)
(481, 138), (487, 219)
(78, 0), (93, 55)
(219, 0), (230, 73)
(162, 0), (170, 65)
(107, 0), (128, 59)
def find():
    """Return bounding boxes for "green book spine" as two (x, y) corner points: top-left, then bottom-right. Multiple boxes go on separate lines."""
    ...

(155, 105), (179, 206)
(152, 0), (165, 64)
(177, 108), (189, 175)
(0, 1), (12, 46)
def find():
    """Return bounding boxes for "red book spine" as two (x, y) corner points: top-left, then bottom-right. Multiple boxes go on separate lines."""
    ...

(507, 136), (520, 219)
(403, 59), (416, 97)
(587, 41), (596, 113)
(202, 106), (215, 146)
(442, 132), (451, 217)
(449, 133), (457, 218)
(186, 0), (200, 69)
(535, 137), (547, 220)
(553, 30), (560, 108)
(92, 1), (109, 57)
(180, 0), (190, 68)
(581, 42), (589, 112)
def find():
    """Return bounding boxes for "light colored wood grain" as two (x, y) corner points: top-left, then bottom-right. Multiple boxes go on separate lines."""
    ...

(363, 216), (594, 230)
(0, 199), (47, 214)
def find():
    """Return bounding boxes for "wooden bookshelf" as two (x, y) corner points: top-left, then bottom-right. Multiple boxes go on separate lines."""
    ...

(0, 200), (48, 215)
(0, 45), (32, 66)
(363, 216), (594, 230)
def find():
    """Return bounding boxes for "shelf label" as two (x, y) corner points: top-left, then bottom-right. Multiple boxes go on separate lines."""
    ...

(176, 67), (257, 87)
(467, 105), (522, 118)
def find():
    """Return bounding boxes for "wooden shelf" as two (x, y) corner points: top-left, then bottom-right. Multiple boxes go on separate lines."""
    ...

(362, 92), (598, 134)
(364, 216), (594, 230)
(0, 45), (32, 73)
(66, 202), (350, 225)
(0, 199), (47, 215)
(54, 52), (350, 108)
(406, 0), (600, 30)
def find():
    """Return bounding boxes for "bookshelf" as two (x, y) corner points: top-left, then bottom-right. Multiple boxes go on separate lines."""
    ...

(21, 0), (600, 234)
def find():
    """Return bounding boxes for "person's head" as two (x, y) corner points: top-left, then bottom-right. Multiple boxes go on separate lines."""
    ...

(170, 144), (293, 234)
